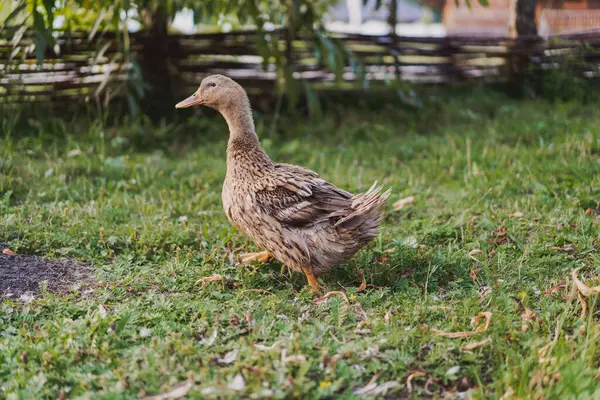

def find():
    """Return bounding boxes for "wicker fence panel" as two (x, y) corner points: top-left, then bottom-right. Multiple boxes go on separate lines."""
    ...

(1, 29), (599, 103)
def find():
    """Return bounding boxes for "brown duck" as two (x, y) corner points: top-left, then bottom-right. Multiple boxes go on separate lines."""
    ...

(176, 75), (390, 292)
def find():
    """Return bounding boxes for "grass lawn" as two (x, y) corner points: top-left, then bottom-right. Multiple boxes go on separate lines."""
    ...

(1, 88), (599, 399)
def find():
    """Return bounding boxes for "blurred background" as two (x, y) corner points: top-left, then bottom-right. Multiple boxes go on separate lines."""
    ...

(1, 0), (599, 120)
(2, 4), (600, 398)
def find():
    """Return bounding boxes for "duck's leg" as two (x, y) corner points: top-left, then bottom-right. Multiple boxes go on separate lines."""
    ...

(302, 267), (321, 293)
(240, 250), (272, 264)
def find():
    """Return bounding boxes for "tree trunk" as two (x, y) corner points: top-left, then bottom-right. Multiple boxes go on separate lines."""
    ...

(517, 0), (537, 36)
(139, 6), (175, 117)
(508, 0), (538, 88)
(388, 0), (398, 37)
(509, 0), (537, 37)
(388, 0), (400, 80)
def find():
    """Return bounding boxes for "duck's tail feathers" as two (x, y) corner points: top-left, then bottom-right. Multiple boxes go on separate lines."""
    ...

(333, 181), (391, 240)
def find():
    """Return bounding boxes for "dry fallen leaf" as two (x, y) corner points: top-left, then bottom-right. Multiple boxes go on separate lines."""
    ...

(195, 274), (225, 287)
(570, 268), (599, 316)
(139, 327), (152, 338)
(430, 312), (492, 338)
(228, 374), (246, 391)
(384, 309), (397, 324)
(567, 268), (600, 317)
(406, 371), (426, 393)
(424, 377), (437, 396)
(354, 381), (400, 396)
(544, 283), (566, 295)
(393, 196), (415, 211)
(460, 337), (492, 351)
(571, 268), (600, 297)
(357, 270), (367, 293)
(253, 341), (281, 351)
(217, 349), (239, 365)
(143, 381), (193, 400)
(200, 328), (218, 346)
(367, 284), (386, 290)
(457, 376), (471, 392)
(468, 249), (483, 257)
(472, 312), (492, 332)
(283, 354), (307, 364)
(356, 320), (372, 330)
(499, 387), (515, 400)
(430, 328), (474, 339)
(2, 248), (16, 256)
(520, 306), (540, 332)
(509, 211), (524, 218)
(551, 244), (576, 252)
(314, 291), (349, 305)
(359, 345), (380, 360)
(520, 307), (538, 322)
(68, 148), (82, 158)
(98, 304), (107, 319)
(494, 227), (507, 237)
(578, 291), (587, 317)
(469, 266), (478, 284)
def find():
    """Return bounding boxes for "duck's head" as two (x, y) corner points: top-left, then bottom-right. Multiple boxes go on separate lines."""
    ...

(175, 74), (247, 111)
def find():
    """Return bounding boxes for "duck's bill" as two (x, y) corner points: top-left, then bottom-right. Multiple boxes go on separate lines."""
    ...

(175, 95), (202, 109)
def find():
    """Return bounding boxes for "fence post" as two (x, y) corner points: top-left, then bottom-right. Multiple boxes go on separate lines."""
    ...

(139, 5), (175, 116)
(508, 0), (539, 85)
(444, 36), (463, 83)
(388, 0), (401, 81)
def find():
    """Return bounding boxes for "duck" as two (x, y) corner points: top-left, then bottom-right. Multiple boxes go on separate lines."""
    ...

(176, 75), (390, 292)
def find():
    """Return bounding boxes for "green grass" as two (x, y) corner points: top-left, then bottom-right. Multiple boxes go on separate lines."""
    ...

(1, 88), (600, 399)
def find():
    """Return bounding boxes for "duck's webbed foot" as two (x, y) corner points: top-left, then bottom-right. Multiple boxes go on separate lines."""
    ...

(302, 267), (322, 294)
(240, 250), (273, 264)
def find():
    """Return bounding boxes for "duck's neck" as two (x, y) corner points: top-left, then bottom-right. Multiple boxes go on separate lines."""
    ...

(221, 103), (258, 145)
(220, 101), (272, 169)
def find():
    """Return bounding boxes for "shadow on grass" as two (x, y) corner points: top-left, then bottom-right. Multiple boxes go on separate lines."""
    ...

(230, 241), (474, 296)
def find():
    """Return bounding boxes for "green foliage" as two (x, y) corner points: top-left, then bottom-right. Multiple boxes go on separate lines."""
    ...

(1, 89), (600, 398)
(518, 38), (600, 102)
(524, 67), (600, 103)
(2, 0), (492, 115)
(3, 0), (342, 112)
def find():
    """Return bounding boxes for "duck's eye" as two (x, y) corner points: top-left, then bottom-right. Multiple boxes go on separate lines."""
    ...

(207, 82), (216, 88)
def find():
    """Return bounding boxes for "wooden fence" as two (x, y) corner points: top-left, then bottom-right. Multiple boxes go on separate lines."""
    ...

(1, 29), (600, 104)
(539, 10), (600, 36)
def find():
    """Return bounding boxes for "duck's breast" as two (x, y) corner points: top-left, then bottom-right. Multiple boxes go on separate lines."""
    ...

(221, 176), (239, 228)
(222, 177), (259, 232)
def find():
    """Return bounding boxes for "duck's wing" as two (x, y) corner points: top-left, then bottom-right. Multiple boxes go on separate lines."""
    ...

(254, 163), (353, 228)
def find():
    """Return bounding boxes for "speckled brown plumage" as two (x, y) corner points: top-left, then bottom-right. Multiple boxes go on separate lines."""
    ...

(176, 74), (391, 291)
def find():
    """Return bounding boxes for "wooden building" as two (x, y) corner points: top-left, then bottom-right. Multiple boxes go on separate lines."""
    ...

(438, 0), (600, 36)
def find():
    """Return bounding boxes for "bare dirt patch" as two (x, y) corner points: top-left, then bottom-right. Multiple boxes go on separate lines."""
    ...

(0, 247), (95, 299)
